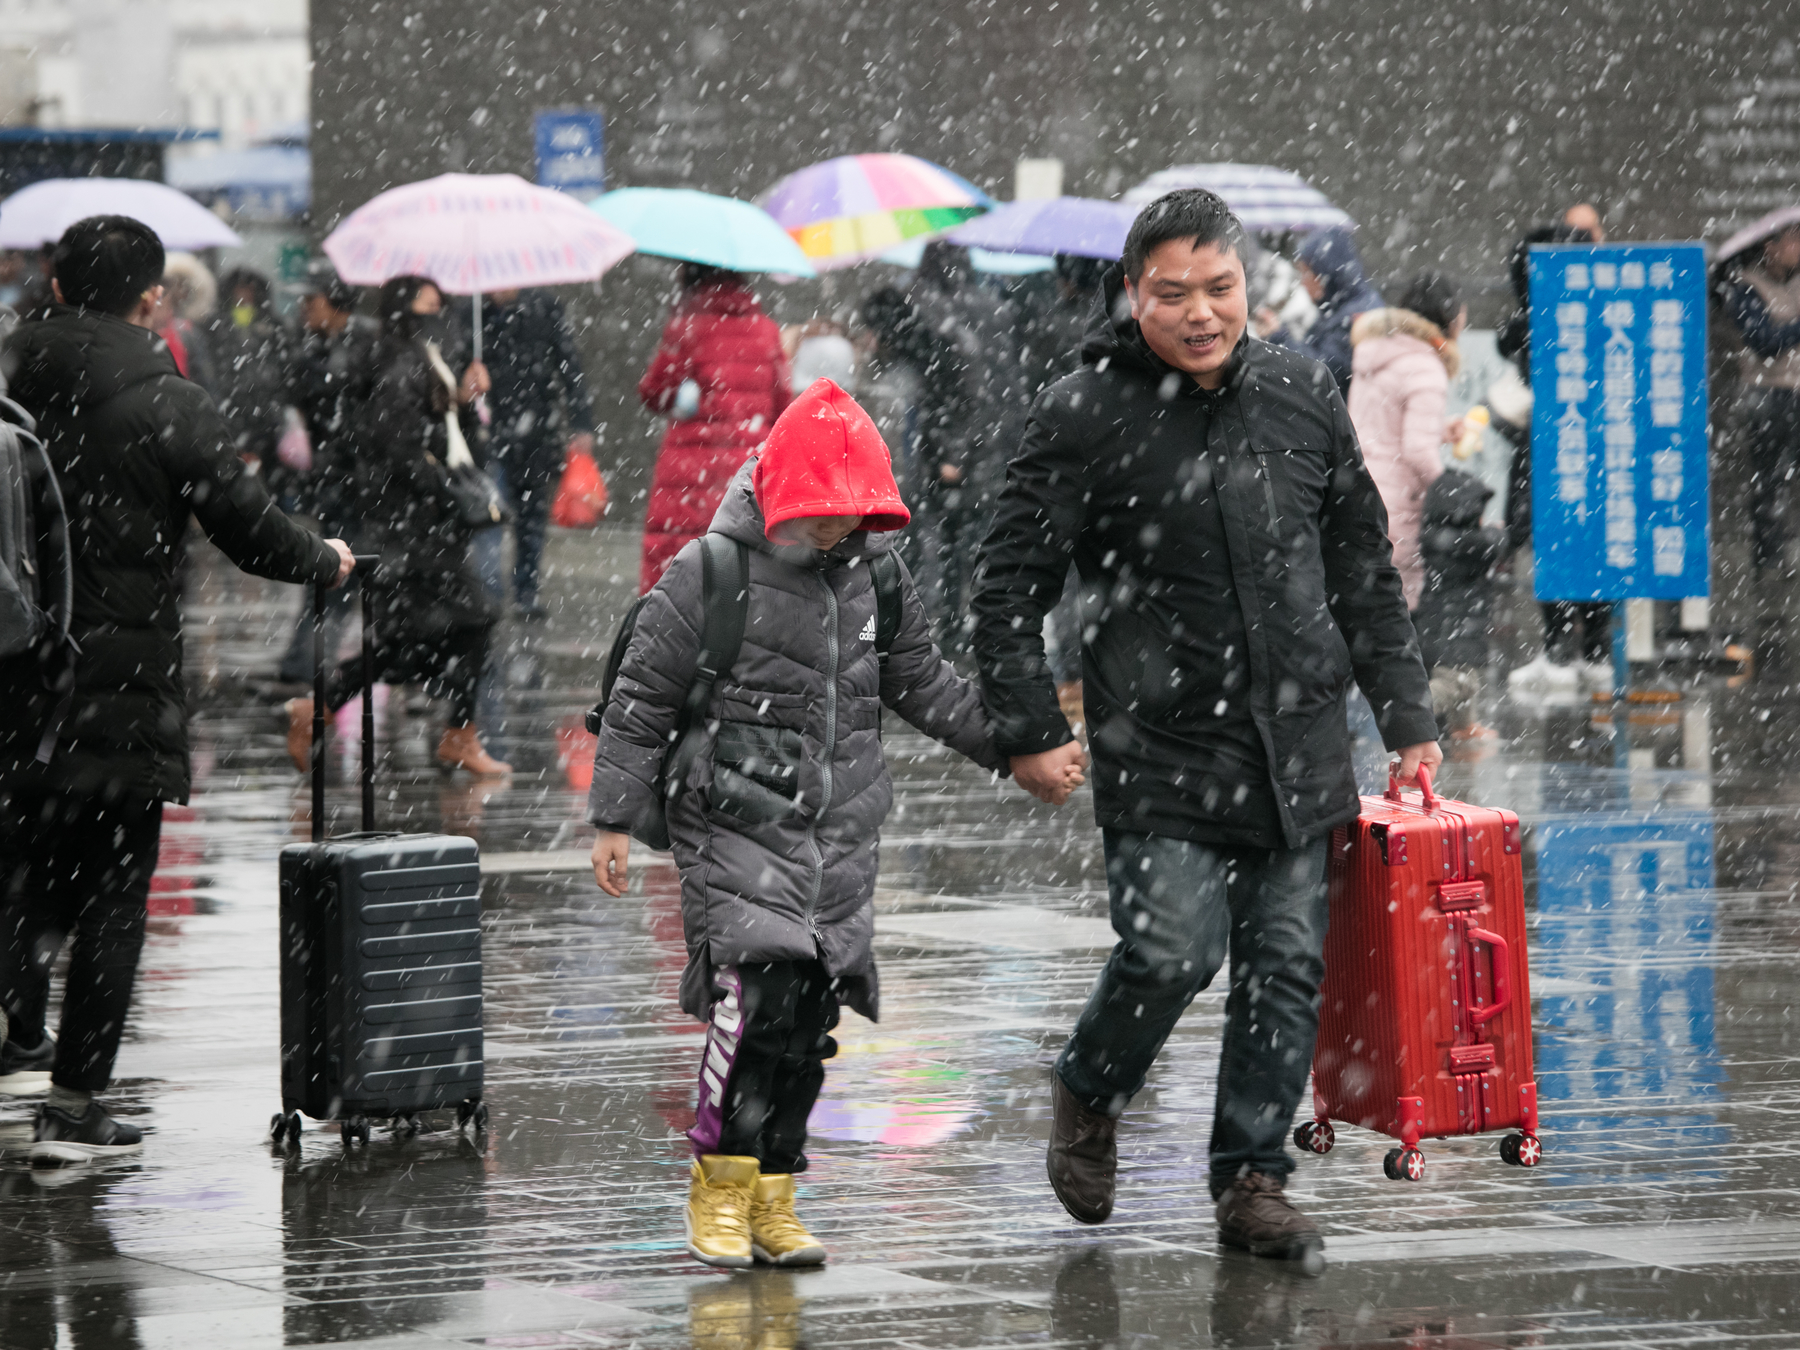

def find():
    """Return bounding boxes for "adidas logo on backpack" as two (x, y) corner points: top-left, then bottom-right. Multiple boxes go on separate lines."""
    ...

(858, 615), (876, 643)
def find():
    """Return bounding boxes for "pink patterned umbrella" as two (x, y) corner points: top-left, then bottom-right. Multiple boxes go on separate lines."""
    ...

(323, 172), (634, 294)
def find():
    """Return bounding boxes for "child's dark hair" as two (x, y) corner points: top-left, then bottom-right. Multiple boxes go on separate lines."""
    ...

(1398, 270), (1463, 333)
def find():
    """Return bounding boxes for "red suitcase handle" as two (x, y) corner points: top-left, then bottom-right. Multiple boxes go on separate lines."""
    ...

(1466, 926), (1512, 1025)
(1385, 761), (1440, 811)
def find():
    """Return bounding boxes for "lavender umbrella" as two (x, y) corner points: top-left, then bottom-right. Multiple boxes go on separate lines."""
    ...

(947, 196), (1138, 259)
(0, 178), (242, 250)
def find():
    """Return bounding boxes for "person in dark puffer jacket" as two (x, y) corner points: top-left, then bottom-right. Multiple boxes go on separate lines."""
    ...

(588, 379), (1041, 1272)
(0, 215), (352, 1160)
(1416, 468), (1509, 738)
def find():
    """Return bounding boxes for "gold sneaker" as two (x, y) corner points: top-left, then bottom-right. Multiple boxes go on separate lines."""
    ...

(749, 1173), (827, 1266)
(686, 1154), (758, 1268)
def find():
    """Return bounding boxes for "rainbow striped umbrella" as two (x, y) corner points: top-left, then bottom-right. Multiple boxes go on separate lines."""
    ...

(756, 153), (993, 270)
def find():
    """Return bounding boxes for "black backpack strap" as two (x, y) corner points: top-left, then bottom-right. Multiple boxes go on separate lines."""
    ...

(663, 534), (749, 799)
(5, 401), (80, 767)
(588, 593), (650, 734)
(870, 551), (902, 668)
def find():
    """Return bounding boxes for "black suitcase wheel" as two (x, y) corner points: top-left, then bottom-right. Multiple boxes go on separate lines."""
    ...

(270, 1113), (286, 1143)
(456, 1098), (488, 1134)
(392, 1113), (420, 1139)
(270, 1111), (302, 1148)
(340, 1115), (370, 1148)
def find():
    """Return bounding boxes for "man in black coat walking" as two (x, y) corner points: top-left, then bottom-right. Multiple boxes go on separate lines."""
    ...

(0, 216), (353, 1160)
(972, 191), (1440, 1264)
(475, 288), (598, 617)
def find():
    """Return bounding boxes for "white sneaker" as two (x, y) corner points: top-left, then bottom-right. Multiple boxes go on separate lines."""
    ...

(1507, 654), (1579, 693)
(1578, 660), (1616, 691)
(0, 1036), (53, 1096)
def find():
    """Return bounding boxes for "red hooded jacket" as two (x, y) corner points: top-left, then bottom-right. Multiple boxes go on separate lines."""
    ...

(753, 378), (909, 537)
(638, 277), (791, 592)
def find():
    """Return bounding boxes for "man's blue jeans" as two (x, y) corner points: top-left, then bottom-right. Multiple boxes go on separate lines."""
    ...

(472, 460), (553, 611)
(1055, 830), (1330, 1198)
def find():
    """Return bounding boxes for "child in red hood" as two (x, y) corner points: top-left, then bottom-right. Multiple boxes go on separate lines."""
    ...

(588, 379), (1083, 1269)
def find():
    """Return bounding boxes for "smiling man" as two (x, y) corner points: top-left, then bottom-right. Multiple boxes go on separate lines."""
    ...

(971, 190), (1440, 1266)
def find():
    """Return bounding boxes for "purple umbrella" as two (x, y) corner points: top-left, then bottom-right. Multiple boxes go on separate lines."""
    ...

(947, 196), (1138, 259)
(1714, 205), (1800, 268)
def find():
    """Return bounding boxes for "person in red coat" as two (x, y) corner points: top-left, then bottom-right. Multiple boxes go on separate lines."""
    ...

(638, 265), (792, 592)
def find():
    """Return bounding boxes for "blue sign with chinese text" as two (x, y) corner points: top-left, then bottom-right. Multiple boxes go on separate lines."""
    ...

(534, 109), (605, 198)
(1528, 244), (1709, 600)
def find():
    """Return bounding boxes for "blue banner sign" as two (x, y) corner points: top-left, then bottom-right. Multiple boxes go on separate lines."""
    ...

(534, 109), (605, 198)
(1528, 244), (1709, 600)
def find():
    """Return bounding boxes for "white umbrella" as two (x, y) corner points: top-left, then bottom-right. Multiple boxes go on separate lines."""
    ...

(0, 177), (242, 250)
(1124, 164), (1353, 234)
(323, 172), (636, 358)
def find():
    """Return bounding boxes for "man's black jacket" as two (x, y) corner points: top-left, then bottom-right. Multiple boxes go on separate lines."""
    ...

(1, 306), (339, 803)
(479, 291), (596, 490)
(287, 315), (380, 526)
(971, 274), (1437, 849)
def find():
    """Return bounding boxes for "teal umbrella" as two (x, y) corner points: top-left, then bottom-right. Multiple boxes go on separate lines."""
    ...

(590, 187), (817, 277)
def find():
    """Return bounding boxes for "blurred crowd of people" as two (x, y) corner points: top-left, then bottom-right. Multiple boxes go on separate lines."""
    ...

(5, 189), (1796, 774)
(3, 244), (611, 777)
(615, 195), (1798, 756)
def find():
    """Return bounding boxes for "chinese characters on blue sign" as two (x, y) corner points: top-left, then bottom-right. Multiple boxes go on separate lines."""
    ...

(534, 109), (605, 198)
(1528, 244), (1709, 600)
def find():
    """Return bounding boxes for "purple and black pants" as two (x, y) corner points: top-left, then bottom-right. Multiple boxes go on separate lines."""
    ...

(688, 959), (839, 1173)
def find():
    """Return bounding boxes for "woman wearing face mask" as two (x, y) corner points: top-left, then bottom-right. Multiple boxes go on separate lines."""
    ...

(283, 275), (510, 776)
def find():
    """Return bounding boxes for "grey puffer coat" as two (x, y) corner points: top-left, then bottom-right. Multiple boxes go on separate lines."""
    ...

(587, 461), (1003, 1020)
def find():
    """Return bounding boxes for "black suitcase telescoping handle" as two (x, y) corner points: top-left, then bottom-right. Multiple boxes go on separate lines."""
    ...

(312, 554), (382, 844)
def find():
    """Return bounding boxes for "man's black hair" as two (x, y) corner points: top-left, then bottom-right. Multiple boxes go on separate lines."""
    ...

(1397, 270), (1462, 333)
(1121, 190), (1246, 281)
(302, 258), (358, 312)
(51, 214), (165, 317)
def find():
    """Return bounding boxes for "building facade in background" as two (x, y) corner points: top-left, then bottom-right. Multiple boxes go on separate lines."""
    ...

(0, 0), (307, 151)
(302, 0), (1795, 510)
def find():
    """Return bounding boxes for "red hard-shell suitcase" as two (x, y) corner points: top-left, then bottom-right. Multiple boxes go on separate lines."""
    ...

(1298, 766), (1542, 1181)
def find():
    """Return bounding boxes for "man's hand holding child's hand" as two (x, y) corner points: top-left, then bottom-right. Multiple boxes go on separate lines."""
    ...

(593, 831), (631, 897)
(1011, 740), (1088, 806)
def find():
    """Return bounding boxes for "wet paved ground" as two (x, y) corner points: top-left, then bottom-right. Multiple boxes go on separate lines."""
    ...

(3, 525), (1799, 1349)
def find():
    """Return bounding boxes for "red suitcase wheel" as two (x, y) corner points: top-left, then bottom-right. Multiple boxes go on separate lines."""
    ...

(1295, 1122), (1335, 1153)
(1500, 1133), (1542, 1167)
(1385, 1146), (1425, 1181)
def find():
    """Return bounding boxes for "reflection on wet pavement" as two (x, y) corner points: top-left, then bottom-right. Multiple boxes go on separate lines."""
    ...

(0, 529), (1796, 1348)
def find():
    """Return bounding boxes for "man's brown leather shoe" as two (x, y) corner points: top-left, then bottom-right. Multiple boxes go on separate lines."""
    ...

(1215, 1171), (1324, 1267)
(1047, 1074), (1116, 1223)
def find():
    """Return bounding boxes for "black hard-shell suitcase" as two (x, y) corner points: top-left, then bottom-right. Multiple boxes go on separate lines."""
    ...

(271, 569), (487, 1149)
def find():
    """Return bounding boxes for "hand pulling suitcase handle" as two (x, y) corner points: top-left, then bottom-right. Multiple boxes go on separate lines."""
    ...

(1466, 925), (1512, 1025)
(311, 556), (382, 844)
(1385, 761), (1439, 811)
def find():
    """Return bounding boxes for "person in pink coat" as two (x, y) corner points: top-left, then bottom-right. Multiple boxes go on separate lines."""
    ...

(1345, 272), (1465, 610)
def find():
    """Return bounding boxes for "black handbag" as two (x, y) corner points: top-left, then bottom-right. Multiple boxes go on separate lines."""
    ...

(444, 459), (510, 532)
